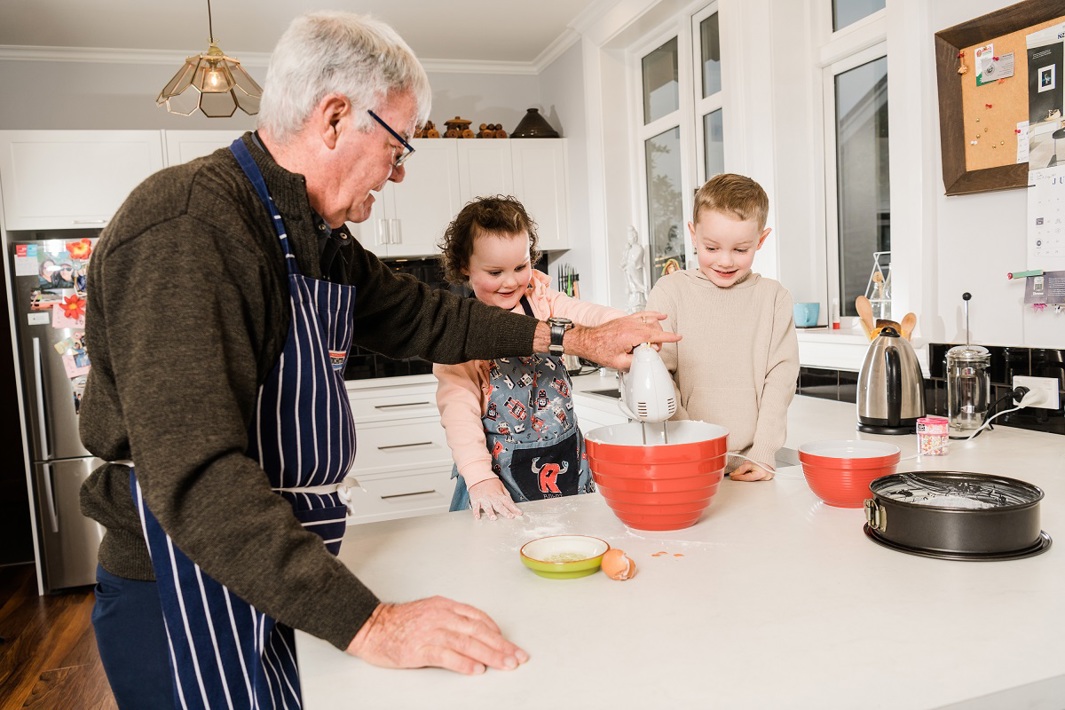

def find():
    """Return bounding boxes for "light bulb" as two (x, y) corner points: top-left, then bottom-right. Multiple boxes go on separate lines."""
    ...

(204, 64), (227, 92)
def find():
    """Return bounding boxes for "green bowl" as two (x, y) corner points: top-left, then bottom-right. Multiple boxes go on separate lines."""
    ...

(519, 535), (610, 579)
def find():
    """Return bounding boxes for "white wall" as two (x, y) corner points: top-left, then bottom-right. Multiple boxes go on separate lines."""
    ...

(0, 56), (541, 134)
(926, 1), (1063, 349)
(537, 43), (604, 306)
(0, 58), (261, 130)
(420, 73), (541, 137)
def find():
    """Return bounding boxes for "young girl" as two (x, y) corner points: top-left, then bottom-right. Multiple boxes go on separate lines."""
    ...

(435, 196), (625, 520)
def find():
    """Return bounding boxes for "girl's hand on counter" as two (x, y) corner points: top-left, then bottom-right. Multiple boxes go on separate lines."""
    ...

(467, 478), (523, 520)
(346, 598), (530, 675)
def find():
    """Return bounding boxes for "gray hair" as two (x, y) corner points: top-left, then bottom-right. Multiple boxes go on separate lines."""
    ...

(257, 11), (432, 141)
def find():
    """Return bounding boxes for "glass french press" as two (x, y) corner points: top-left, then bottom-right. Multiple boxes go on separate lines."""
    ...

(946, 293), (990, 431)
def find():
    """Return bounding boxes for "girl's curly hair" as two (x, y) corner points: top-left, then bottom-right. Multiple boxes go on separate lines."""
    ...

(438, 195), (541, 285)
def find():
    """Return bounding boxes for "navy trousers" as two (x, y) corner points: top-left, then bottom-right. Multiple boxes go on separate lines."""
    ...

(91, 564), (176, 709)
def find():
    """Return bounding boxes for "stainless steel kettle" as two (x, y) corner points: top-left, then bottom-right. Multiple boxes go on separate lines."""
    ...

(857, 326), (925, 435)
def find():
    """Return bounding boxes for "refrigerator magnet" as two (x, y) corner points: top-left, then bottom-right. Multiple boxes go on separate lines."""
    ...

(62, 352), (91, 378)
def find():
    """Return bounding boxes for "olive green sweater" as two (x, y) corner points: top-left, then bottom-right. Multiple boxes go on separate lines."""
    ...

(79, 132), (538, 650)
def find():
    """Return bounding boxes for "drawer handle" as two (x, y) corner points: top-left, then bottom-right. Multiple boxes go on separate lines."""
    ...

(373, 401), (431, 410)
(381, 490), (437, 500)
(377, 441), (433, 451)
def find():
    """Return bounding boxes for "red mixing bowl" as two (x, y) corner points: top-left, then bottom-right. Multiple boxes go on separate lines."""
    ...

(798, 439), (901, 508)
(585, 421), (728, 531)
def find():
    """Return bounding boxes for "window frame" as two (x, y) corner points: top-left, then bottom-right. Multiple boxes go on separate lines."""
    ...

(630, 1), (724, 280)
(691, 2), (726, 184)
(822, 40), (889, 317)
(813, 2), (887, 321)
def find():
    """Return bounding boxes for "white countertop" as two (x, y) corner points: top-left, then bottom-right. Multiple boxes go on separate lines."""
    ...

(297, 395), (1064, 710)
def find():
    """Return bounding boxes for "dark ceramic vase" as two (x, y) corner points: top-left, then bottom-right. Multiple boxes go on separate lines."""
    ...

(511, 108), (559, 138)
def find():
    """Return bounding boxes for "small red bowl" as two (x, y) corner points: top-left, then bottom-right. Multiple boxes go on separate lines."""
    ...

(586, 421), (728, 531)
(798, 440), (900, 508)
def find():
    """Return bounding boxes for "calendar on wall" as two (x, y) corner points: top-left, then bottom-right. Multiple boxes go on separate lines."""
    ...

(1027, 165), (1065, 270)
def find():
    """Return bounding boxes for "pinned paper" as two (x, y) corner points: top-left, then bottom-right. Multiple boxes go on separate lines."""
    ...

(974, 44), (994, 86)
(1016, 121), (1029, 163)
(978, 52), (1014, 85)
(1024, 271), (1065, 306)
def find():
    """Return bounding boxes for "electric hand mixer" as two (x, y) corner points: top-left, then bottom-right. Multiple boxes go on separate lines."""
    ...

(618, 344), (677, 443)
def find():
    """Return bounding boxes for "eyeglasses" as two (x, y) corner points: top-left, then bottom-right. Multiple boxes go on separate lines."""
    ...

(367, 109), (415, 168)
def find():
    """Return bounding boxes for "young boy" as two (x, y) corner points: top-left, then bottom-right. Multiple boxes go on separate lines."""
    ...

(645, 173), (799, 481)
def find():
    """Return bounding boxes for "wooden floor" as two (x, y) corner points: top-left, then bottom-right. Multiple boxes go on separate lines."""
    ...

(0, 564), (116, 710)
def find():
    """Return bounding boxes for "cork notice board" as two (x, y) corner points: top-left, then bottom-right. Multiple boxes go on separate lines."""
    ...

(935, 0), (1065, 195)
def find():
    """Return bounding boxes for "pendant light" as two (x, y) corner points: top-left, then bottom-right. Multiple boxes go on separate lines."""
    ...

(156, 0), (262, 117)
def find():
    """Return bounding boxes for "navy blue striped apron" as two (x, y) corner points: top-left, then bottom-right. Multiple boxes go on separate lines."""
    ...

(130, 138), (357, 708)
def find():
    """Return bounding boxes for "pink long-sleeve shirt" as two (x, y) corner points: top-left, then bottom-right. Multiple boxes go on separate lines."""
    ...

(434, 270), (625, 490)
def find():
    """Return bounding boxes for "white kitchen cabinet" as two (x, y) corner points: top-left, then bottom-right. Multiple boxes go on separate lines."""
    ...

(511, 139), (569, 251)
(164, 130), (244, 165)
(345, 378), (456, 524)
(347, 138), (462, 258)
(349, 138), (570, 258)
(457, 139), (512, 202)
(0, 130), (164, 230)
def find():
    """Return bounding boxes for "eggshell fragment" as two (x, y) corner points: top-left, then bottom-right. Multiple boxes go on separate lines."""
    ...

(600, 548), (636, 580)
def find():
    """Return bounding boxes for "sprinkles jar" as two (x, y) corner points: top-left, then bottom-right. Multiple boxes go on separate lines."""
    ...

(916, 416), (950, 456)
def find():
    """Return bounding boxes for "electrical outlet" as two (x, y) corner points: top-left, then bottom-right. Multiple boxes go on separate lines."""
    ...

(1013, 376), (1061, 410)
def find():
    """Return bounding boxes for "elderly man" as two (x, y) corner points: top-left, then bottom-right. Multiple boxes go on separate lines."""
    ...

(80, 10), (677, 709)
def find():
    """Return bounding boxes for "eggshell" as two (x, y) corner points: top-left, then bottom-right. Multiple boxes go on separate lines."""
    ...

(600, 548), (637, 580)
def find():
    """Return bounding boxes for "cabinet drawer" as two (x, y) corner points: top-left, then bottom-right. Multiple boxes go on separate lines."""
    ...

(349, 388), (438, 423)
(355, 418), (451, 472)
(345, 468), (454, 525)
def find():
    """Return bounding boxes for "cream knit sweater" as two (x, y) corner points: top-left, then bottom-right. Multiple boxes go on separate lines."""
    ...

(645, 269), (799, 471)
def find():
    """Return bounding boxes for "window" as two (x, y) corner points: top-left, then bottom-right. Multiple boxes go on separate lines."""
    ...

(642, 38), (679, 124)
(645, 127), (685, 282)
(639, 34), (687, 288)
(832, 0), (885, 32)
(821, 0), (888, 318)
(636, 4), (724, 288)
(833, 55), (889, 316)
(696, 8), (725, 180)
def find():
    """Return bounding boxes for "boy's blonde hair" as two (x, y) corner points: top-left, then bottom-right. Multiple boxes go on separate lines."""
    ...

(692, 173), (768, 230)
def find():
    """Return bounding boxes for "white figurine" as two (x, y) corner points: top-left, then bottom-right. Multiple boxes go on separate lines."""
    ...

(621, 226), (648, 313)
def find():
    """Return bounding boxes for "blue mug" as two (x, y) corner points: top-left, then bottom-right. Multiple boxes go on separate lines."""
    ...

(793, 302), (820, 327)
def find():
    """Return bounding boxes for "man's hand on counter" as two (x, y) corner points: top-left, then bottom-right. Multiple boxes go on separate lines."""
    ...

(346, 597), (529, 675)
(533, 311), (681, 371)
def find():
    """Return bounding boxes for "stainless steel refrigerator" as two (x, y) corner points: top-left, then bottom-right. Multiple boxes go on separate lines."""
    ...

(6, 231), (104, 593)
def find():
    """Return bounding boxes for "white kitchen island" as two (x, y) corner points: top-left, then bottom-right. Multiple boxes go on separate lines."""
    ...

(296, 393), (1064, 709)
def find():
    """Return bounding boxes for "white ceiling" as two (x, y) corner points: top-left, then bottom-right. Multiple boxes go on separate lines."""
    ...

(0, 0), (606, 69)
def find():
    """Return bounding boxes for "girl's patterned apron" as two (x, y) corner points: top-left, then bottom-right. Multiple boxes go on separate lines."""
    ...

(130, 138), (357, 709)
(450, 296), (593, 511)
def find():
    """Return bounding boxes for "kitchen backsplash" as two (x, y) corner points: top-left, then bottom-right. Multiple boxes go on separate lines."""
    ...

(343, 257), (447, 381)
(343, 255), (547, 381)
(797, 344), (1065, 436)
